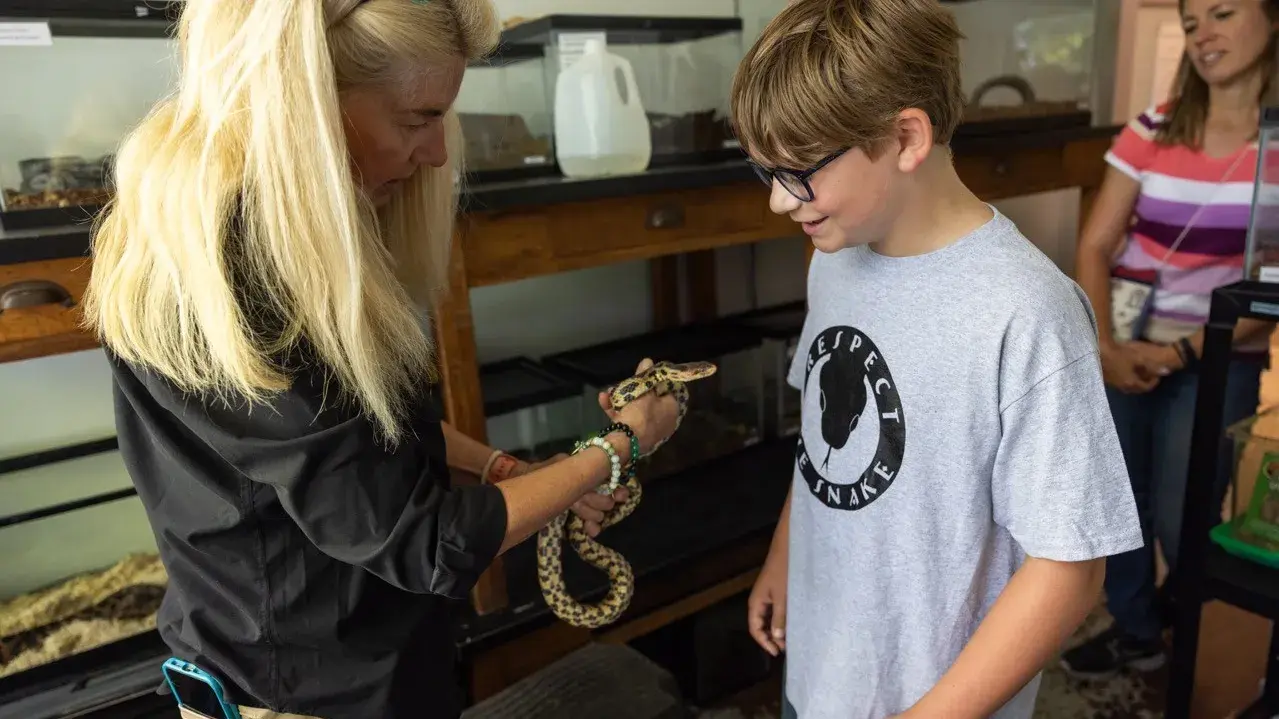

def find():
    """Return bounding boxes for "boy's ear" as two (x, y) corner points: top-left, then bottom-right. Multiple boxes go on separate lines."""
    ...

(893, 108), (934, 174)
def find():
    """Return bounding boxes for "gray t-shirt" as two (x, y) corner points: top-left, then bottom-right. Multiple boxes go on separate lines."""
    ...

(780, 208), (1143, 719)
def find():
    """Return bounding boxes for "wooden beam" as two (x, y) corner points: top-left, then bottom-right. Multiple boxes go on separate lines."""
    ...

(649, 256), (682, 330)
(436, 225), (487, 442)
(597, 569), (758, 646)
(685, 250), (718, 322)
(434, 222), (509, 615)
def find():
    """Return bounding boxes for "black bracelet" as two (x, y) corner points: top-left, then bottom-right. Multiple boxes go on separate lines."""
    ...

(599, 422), (641, 468)
(1177, 337), (1198, 370)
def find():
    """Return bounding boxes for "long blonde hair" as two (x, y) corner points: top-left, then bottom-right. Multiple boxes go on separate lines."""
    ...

(85, 0), (498, 445)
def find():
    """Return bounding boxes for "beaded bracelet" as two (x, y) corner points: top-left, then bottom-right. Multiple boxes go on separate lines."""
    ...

(600, 422), (641, 467)
(573, 436), (623, 494)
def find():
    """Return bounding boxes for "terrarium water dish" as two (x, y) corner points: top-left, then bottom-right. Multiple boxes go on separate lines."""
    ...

(0, 553), (165, 679)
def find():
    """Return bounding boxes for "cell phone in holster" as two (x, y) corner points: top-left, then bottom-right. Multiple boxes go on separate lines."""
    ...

(161, 658), (242, 719)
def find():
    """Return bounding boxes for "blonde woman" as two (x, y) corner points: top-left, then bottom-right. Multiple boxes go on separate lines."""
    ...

(84, 1), (679, 717)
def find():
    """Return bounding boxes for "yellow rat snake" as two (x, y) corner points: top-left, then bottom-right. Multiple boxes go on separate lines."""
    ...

(535, 360), (718, 629)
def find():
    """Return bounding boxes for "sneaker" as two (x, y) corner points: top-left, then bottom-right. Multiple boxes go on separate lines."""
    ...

(1059, 624), (1167, 679)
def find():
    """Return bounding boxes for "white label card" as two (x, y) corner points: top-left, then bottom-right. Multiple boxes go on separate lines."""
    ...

(0, 22), (52, 47)
(557, 32), (607, 71)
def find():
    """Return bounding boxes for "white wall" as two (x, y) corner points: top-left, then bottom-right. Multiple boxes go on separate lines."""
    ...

(0, 0), (1097, 600)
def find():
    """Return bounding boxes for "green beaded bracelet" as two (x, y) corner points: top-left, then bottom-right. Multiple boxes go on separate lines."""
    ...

(573, 435), (622, 494)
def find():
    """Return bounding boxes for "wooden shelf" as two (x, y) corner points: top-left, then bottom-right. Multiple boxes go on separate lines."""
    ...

(0, 257), (97, 364)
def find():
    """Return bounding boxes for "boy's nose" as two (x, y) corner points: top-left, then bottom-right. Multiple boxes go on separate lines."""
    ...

(769, 180), (802, 215)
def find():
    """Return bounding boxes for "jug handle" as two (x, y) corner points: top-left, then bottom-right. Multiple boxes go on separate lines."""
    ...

(616, 61), (644, 108)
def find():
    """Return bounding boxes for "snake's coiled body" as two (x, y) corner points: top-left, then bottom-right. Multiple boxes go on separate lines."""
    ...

(536, 360), (718, 629)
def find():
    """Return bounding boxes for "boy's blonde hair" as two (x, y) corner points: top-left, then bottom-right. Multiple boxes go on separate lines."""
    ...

(85, 0), (499, 445)
(731, 0), (965, 168)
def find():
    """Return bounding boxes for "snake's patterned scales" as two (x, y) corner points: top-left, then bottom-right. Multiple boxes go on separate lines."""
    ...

(535, 360), (718, 629)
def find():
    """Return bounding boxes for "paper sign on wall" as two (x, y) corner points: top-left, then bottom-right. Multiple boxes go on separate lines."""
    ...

(0, 22), (52, 47)
(557, 31), (607, 71)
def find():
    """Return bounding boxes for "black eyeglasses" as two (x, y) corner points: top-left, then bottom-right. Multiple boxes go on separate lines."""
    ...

(748, 149), (846, 202)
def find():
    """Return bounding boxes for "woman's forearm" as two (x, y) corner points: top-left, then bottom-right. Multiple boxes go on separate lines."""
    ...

(903, 557), (1105, 719)
(493, 431), (628, 554)
(1075, 243), (1118, 349)
(441, 421), (500, 477)
(1185, 319), (1275, 356)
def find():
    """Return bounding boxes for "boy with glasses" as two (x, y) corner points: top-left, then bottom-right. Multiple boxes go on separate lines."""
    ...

(734, 1), (1144, 717)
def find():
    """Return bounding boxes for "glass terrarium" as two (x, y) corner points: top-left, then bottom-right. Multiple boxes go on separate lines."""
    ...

(0, 447), (163, 693)
(481, 357), (591, 465)
(457, 43), (556, 183)
(0, 5), (179, 230)
(543, 322), (765, 482)
(1210, 409), (1279, 566)
(724, 301), (806, 439)
(1246, 107), (1279, 283)
(734, 0), (788, 48)
(947, 0), (1100, 136)
(500, 15), (745, 168)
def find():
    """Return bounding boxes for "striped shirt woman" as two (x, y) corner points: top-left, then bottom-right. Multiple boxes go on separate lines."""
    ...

(1105, 102), (1262, 351)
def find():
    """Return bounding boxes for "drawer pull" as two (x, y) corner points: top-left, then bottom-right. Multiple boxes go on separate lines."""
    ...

(0, 280), (74, 314)
(647, 204), (686, 229)
(994, 161), (1010, 176)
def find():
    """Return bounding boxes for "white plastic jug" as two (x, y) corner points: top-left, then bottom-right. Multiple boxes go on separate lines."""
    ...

(553, 39), (652, 179)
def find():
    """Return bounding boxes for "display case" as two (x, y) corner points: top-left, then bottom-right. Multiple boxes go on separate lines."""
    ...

(946, 0), (1101, 136)
(481, 357), (592, 464)
(724, 300), (806, 439)
(543, 322), (765, 482)
(499, 15), (745, 168)
(0, 444), (164, 699)
(457, 42), (557, 183)
(1209, 410), (1279, 566)
(1246, 107), (1279, 283)
(0, 2), (180, 231)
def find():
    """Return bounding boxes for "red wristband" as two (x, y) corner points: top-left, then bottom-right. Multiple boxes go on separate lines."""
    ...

(485, 452), (521, 483)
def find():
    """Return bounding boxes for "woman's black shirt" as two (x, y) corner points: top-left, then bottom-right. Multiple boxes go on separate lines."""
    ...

(107, 350), (508, 719)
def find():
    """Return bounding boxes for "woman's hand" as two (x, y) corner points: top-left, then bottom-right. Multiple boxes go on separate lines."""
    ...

(570, 486), (630, 537)
(597, 358), (681, 455)
(1099, 342), (1161, 394)
(515, 453), (630, 537)
(1123, 341), (1183, 376)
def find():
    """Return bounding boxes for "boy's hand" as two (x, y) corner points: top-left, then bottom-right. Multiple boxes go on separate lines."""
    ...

(748, 548), (788, 656)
